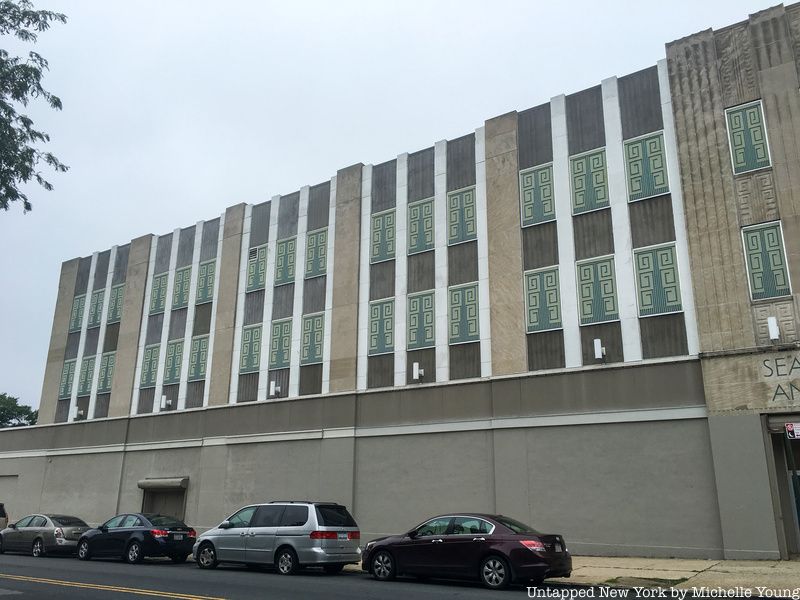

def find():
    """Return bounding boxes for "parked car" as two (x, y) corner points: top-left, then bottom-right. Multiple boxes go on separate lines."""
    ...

(362, 513), (572, 589)
(77, 513), (195, 564)
(0, 514), (89, 557)
(194, 501), (360, 574)
(0, 504), (7, 530)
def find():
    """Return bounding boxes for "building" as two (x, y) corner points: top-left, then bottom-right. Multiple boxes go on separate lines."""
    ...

(1, 3), (799, 561)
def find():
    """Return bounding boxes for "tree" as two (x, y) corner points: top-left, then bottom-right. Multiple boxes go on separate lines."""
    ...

(1, 0), (67, 213)
(0, 393), (37, 427)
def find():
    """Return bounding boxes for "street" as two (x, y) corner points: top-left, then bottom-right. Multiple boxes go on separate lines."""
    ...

(0, 553), (596, 599)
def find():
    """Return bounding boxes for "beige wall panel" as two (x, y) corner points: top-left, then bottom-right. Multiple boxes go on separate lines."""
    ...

(0, 457), (48, 521)
(40, 453), (124, 523)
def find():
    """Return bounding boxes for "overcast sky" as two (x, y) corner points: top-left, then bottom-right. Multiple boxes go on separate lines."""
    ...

(0, 0), (776, 409)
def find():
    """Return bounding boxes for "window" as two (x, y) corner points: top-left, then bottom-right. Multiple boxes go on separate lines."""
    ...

(69, 295), (86, 332)
(570, 148), (608, 214)
(275, 238), (296, 286)
(15, 516), (34, 528)
(416, 517), (452, 537)
(58, 360), (76, 400)
(87, 289), (105, 328)
(315, 505), (357, 527)
(247, 245), (267, 292)
(102, 515), (126, 529)
(97, 352), (115, 393)
(239, 325), (262, 374)
(494, 516), (540, 535)
(300, 313), (324, 365)
(163, 340), (183, 385)
(520, 164), (555, 226)
(279, 506), (309, 527)
(305, 228), (328, 278)
(269, 319), (292, 369)
(743, 222), (791, 300)
(634, 244), (682, 316)
(188, 336), (209, 381)
(172, 266), (191, 309)
(252, 505), (284, 528)
(51, 516), (87, 527)
(149, 273), (168, 314)
(120, 515), (140, 528)
(408, 197), (434, 254)
(407, 291), (435, 350)
(370, 209), (396, 263)
(30, 516), (47, 528)
(196, 260), (215, 304)
(448, 283), (479, 344)
(77, 356), (96, 396)
(447, 187), (477, 245)
(525, 267), (561, 332)
(107, 283), (125, 323)
(624, 132), (669, 201)
(368, 299), (394, 355)
(576, 257), (618, 325)
(451, 517), (493, 535)
(726, 101), (771, 174)
(140, 344), (160, 388)
(227, 507), (256, 529)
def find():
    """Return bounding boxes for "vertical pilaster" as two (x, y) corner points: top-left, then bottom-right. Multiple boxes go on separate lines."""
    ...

(153, 229), (181, 412)
(87, 245), (117, 419)
(475, 127), (493, 377)
(394, 154), (409, 386)
(177, 221), (204, 410)
(68, 253), (98, 421)
(257, 198), (280, 402)
(288, 187), (310, 397)
(203, 211), (226, 406)
(229, 205), (253, 404)
(356, 165), (372, 391)
(131, 237), (157, 415)
(321, 177), (337, 394)
(434, 140), (450, 382)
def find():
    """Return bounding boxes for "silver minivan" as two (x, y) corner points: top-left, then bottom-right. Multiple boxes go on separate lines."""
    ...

(193, 501), (360, 574)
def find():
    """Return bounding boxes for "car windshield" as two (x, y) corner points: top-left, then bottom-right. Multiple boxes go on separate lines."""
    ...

(51, 516), (87, 527)
(315, 505), (357, 527)
(494, 516), (540, 534)
(145, 514), (185, 527)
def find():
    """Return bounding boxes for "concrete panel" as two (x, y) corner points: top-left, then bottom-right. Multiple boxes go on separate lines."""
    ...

(112, 244), (130, 285)
(629, 195), (676, 248)
(449, 342), (481, 380)
(640, 313), (689, 359)
(154, 233), (173, 274)
(618, 66), (663, 140)
(406, 348), (435, 385)
(573, 208), (614, 260)
(93, 250), (110, 290)
(74, 256), (92, 296)
(38, 259), (79, 424)
(580, 321), (623, 365)
(138, 388), (155, 413)
(177, 226), (196, 268)
(446, 134), (476, 192)
(277, 192), (300, 240)
(527, 330), (566, 371)
(367, 354), (393, 389)
(199, 218), (220, 262)
(93, 393), (110, 418)
(522, 222), (559, 270)
(208, 203), (245, 406)
(271, 284), (294, 320)
(407, 147), (435, 203)
(267, 368), (289, 400)
(145, 313), (164, 345)
(185, 381), (204, 409)
(708, 414), (780, 558)
(168, 308), (187, 341)
(65, 331), (80, 360)
(447, 241), (478, 286)
(307, 182), (331, 231)
(109, 234), (153, 418)
(566, 85), (605, 155)
(518, 103), (553, 169)
(84, 327), (99, 356)
(192, 303), (212, 336)
(249, 201), (271, 248)
(369, 260), (395, 300)
(299, 363), (322, 396)
(407, 250), (435, 293)
(237, 372), (259, 402)
(371, 160), (397, 212)
(103, 323), (119, 352)
(302, 275), (326, 314)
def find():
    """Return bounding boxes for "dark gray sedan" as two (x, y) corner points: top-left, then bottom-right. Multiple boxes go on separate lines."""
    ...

(0, 514), (89, 556)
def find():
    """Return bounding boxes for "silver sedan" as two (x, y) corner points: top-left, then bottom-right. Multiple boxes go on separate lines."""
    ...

(0, 514), (89, 556)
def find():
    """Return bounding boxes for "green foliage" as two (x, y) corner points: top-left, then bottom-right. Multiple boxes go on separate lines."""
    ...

(0, 0), (68, 213)
(0, 392), (38, 427)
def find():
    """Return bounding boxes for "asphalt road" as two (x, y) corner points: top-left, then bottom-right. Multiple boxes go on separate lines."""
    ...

(0, 552), (598, 599)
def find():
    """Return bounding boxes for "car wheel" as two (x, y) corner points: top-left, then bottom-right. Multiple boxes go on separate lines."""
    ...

(77, 539), (91, 561)
(196, 543), (218, 569)
(170, 553), (188, 564)
(125, 541), (144, 564)
(275, 547), (299, 575)
(371, 550), (396, 581)
(323, 564), (344, 574)
(480, 555), (511, 589)
(32, 538), (45, 558)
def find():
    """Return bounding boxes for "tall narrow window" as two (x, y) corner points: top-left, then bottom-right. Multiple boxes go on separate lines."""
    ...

(149, 273), (168, 315)
(407, 291), (435, 350)
(140, 344), (160, 388)
(58, 360), (76, 399)
(576, 257), (618, 325)
(172, 266), (191, 309)
(69, 295), (86, 332)
(408, 198), (435, 254)
(107, 283), (125, 323)
(87, 290), (105, 328)
(196, 260), (216, 304)
(368, 299), (394, 355)
(625, 132), (669, 201)
(163, 340), (183, 385)
(371, 210), (396, 263)
(188, 335), (209, 381)
(270, 319), (292, 369)
(524, 268), (561, 332)
(305, 228), (328, 278)
(743, 222), (791, 300)
(520, 164), (555, 226)
(246, 245), (267, 292)
(275, 239), (296, 286)
(726, 101), (771, 174)
(447, 187), (477, 245)
(634, 244), (682, 316)
(77, 356), (96, 396)
(570, 148), (608, 214)
(448, 283), (479, 344)
(300, 313), (324, 365)
(239, 325), (262, 373)
(97, 352), (115, 394)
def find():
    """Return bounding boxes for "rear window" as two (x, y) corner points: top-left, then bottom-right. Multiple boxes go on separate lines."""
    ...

(51, 516), (87, 527)
(146, 514), (186, 528)
(494, 516), (540, 535)
(315, 505), (357, 528)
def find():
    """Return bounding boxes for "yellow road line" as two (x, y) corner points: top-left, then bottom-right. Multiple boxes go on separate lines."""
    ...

(0, 573), (227, 600)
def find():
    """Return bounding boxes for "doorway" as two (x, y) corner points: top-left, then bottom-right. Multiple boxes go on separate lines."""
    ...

(768, 415), (800, 556)
(142, 490), (186, 521)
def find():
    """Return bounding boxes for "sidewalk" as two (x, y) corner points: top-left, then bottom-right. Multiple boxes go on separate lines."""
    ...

(552, 556), (800, 594)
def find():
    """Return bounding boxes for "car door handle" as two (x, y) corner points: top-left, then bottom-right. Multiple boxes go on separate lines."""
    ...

(248, 532), (256, 536)
(239, 532), (246, 537)
(473, 537), (485, 541)
(431, 539), (443, 543)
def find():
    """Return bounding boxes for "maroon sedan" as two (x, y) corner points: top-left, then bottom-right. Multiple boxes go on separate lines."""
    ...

(362, 513), (571, 589)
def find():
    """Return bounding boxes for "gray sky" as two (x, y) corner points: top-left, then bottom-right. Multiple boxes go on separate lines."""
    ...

(0, 0), (776, 409)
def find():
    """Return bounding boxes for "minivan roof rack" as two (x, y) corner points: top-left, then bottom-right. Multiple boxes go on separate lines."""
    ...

(268, 500), (339, 505)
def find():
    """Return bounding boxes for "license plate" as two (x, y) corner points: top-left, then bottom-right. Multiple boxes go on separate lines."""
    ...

(337, 532), (348, 540)
(173, 534), (184, 541)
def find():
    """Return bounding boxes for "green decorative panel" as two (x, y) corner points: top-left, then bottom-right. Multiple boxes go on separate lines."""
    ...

(727, 102), (771, 174)
(524, 268), (561, 332)
(369, 299), (394, 355)
(69, 295), (86, 332)
(247, 245), (267, 292)
(87, 289), (105, 328)
(370, 210), (396, 263)
(107, 283), (125, 323)
(407, 291), (435, 350)
(300, 313), (324, 365)
(447, 187), (477, 245)
(58, 360), (76, 400)
(172, 266), (191, 309)
(408, 198), (435, 254)
(625, 133), (669, 201)
(196, 260), (216, 304)
(240, 325), (262, 374)
(140, 344), (160, 388)
(275, 238), (296, 286)
(149, 273), (168, 314)
(97, 352), (115, 393)
(743, 223), (791, 300)
(77, 356), (96, 396)
(188, 335), (209, 381)
(448, 283), (479, 344)
(520, 164), (555, 226)
(577, 257), (619, 325)
(570, 149), (608, 214)
(634, 245), (682, 316)
(270, 319), (292, 369)
(305, 228), (328, 278)
(163, 340), (183, 385)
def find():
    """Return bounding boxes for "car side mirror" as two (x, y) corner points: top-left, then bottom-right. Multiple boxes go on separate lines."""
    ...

(8, 523), (15, 530)
(219, 521), (232, 529)
(99, 525), (108, 533)
(407, 529), (418, 539)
